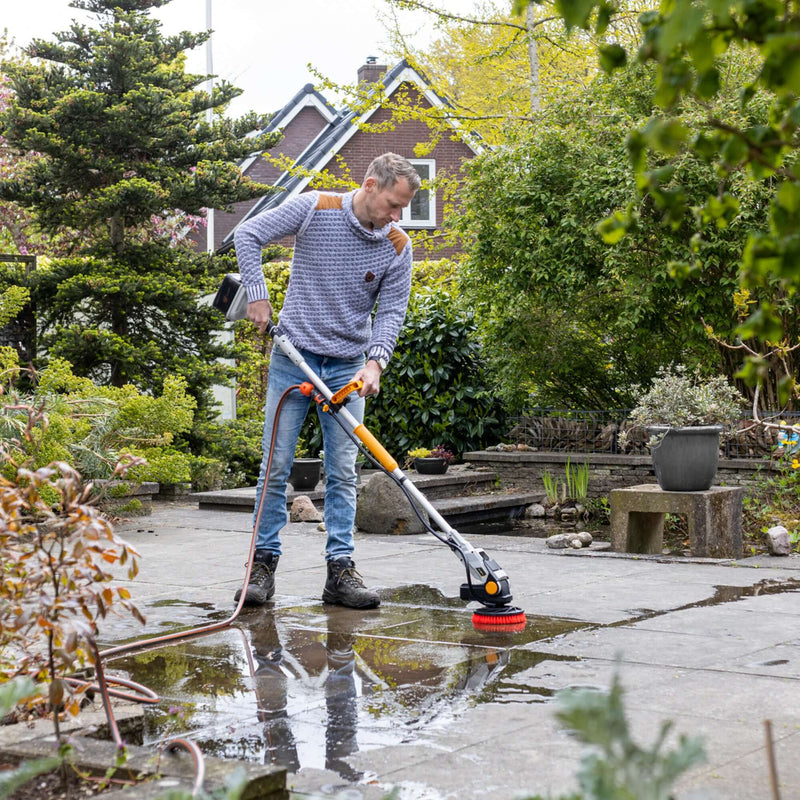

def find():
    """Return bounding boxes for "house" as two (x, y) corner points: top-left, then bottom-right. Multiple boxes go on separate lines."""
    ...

(200, 58), (481, 259)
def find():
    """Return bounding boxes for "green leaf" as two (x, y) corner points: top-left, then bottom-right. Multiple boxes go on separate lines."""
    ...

(599, 44), (627, 74)
(554, 0), (597, 30)
(656, 0), (705, 57)
(736, 303), (784, 342)
(597, 210), (630, 244)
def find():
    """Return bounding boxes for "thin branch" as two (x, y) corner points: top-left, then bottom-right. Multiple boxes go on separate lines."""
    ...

(390, 0), (559, 33)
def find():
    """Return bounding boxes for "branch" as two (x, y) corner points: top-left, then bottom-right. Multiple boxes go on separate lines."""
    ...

(389, 0), (554, 32)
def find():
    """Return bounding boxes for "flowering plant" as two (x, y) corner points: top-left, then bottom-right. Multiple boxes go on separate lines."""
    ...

(777, 421), (800, 471)
(406, 445), (455, 465)
(429, 445), (455, 464)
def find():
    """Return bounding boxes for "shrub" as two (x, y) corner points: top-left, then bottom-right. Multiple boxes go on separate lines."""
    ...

(2, 360), (196, 483)
(0, 393), (144, 742)
(366, 291), (505, 458)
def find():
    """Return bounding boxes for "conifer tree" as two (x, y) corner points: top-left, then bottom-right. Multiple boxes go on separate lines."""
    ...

(0, 0), (280, 401)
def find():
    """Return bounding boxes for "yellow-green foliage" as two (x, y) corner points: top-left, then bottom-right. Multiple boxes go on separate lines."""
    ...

(0, 346), (19, 375)
(2, 359), (197, 482)
(0, 286), (30, 328)
(128, 447), (192, 484)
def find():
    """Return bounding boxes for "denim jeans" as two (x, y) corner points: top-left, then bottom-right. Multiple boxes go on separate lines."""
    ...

(254, 347), (365, 560)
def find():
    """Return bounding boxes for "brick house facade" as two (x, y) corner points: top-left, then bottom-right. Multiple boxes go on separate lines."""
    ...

(205, 59), (480, 260)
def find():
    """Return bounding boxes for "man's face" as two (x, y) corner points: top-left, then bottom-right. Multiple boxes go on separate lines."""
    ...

(363, 176), (416, 229)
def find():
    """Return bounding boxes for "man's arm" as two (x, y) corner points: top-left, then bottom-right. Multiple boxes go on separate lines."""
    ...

(354, 236), (413, 397)
(233, 192), (318, 307)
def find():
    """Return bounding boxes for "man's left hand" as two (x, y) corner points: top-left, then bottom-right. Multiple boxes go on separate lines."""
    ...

(355, 360), (382, 397)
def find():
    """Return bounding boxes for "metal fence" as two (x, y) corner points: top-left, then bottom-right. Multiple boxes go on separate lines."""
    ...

(507, 409), (800, 459)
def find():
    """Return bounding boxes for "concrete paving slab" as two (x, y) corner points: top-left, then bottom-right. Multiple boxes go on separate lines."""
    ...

(85, 501), (800, 800)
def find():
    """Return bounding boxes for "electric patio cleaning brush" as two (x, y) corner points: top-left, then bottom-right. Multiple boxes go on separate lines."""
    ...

(260, 318), (527, 632)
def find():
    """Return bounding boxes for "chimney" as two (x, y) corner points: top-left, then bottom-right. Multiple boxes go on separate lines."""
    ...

(357, 56), (387, 85)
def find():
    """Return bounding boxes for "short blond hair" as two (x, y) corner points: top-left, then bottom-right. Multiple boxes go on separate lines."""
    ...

(364, 153), (421, 192)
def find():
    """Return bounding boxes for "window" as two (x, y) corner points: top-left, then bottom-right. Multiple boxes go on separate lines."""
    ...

(401, 159), (436, 228)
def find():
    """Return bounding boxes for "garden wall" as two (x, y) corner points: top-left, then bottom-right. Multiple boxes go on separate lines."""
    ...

(464, 450), (773, 498)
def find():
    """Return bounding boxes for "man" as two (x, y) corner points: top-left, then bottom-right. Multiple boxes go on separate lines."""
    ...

(233, 152), (420, 608)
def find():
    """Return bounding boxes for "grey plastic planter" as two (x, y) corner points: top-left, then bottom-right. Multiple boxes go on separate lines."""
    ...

(646, 425), (723, 492)
(288, 458), (322, 491)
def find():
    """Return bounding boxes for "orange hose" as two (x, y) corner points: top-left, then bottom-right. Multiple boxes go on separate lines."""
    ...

(82, 385), (303, 796)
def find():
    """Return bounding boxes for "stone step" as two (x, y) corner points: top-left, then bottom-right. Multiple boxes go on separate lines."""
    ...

(190, 465), (497, 512)
(431, 491), (541, 531)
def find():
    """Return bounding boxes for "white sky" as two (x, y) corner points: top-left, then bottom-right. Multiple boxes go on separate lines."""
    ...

(1, 0), (480, 118)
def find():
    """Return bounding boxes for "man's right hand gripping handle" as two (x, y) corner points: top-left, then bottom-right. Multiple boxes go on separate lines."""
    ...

(247, 300), (274, 335)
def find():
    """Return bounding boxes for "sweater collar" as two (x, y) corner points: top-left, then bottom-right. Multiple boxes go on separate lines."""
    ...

(343, 190), (391, 242)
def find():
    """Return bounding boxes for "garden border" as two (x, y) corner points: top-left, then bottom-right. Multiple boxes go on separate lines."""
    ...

(464, 450), (772, 498)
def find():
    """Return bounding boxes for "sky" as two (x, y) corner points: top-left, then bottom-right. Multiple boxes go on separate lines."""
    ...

(1, 0), (479, 118)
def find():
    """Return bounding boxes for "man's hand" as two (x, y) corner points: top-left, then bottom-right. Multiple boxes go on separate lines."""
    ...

(247, 299), (274, 335)
(354, 360), (383, 397)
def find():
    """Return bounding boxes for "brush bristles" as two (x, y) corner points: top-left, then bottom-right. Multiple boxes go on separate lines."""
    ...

(472, 610), (527, 628)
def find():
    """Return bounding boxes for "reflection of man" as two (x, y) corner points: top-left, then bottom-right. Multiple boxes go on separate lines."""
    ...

(249, 611), (362, 781)
(234, 153), (420, 610)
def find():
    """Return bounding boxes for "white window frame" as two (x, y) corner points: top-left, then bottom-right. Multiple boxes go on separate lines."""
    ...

(401, 159), (436, 228)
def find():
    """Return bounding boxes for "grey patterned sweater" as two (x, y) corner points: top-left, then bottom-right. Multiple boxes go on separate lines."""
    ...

(234, 189), (413, 365)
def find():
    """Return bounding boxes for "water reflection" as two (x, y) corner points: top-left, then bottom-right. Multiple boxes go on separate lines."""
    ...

(108, 589), (586, 783)
(250, 608), (362, 780)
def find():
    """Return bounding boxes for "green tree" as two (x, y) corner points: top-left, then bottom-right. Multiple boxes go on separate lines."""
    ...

(378, 0), (649, 143)
(0, 0), (279, 399)
(458, 58), (785, 409)
(526, 0), (800, 401)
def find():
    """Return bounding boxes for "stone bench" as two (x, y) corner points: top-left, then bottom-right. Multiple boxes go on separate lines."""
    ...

(610, 484), (744, 559)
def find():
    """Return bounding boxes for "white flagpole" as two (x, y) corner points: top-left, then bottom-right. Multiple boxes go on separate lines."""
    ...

(205, 0), (215, 253)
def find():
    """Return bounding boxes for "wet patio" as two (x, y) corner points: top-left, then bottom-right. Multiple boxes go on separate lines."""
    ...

(90, 501), (800, 799)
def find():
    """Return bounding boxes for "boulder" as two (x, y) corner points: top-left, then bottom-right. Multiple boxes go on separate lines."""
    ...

(546, 531), (593, 549)
(290, 495), (323, 523)
(766, 525), (791, 556)
(546, 533), (574, 549)
(355, 472), (428, 535)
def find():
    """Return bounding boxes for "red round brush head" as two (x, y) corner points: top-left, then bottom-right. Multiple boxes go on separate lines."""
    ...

(471, 605), (527, 632)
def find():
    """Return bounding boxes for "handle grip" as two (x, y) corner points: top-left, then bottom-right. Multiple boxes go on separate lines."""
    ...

(330, 380), (364, 405)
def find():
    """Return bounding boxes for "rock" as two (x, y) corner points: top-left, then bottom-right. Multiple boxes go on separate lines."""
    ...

(546, 532), (591, 549)
(355, 472), (428, 535)
(525, 503), (546, 519)
(560, 507), (578, 522)
(766, 525), (791, 556)
(317, 522), (326, 532)
(290, 495), (323, 523)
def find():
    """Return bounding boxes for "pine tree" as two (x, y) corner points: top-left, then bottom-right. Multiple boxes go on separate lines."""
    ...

(0, 0), (279, 401)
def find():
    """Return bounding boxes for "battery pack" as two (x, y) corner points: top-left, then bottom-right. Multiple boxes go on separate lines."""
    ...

(212, 273), (248, 321)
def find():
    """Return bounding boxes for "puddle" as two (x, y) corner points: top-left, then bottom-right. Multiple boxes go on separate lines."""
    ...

(621, 577), (800, 622)
(105, 586), (587, 781)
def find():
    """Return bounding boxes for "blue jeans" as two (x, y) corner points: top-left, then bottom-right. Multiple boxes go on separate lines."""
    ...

(254, 347), (365, 560)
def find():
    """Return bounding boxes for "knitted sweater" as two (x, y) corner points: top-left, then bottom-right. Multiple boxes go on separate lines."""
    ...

(234, 189), (412, 364)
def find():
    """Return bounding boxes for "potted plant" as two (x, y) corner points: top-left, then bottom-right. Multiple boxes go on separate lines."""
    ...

(408, 445), (455, 475)
(620, 365), (744, 491)
(288, 438), (323, 491)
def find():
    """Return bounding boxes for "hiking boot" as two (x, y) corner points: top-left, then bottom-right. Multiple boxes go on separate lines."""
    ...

(322, 557), (380, 609)
(234, 550), (278, 606)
